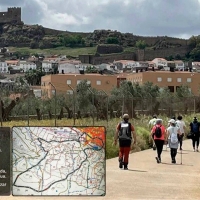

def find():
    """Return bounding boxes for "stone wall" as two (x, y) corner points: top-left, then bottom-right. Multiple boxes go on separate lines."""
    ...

(0, 7), (22, 24)
(136, 46), (192, 61)
(96, 44), (123, 54)
(132, 35), (188, 46)
(79, 53), (136, 65)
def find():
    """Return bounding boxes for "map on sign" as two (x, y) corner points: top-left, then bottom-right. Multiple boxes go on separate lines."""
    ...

(12, 126), (105, 196)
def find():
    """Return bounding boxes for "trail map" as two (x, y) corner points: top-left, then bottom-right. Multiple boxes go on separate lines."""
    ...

(12, 126), (105, 196)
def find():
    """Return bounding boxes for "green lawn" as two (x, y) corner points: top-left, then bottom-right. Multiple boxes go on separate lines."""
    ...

(9, 46), (98, 57)
(9, 46), (136, 57)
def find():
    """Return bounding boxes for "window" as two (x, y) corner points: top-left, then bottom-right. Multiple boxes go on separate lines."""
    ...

(187, 78), (191, 82)
(77, 80), (81, 85)
(168, 86), (174, 93)
(177, 78), (181, 82)
(87, 80), (91, 85)
(66, 90), (73, 94)
(167, 78), (172, 82)
(67, 80), (71, 85)
(157, 77), (162, 82)
(96, 80), (101, 85)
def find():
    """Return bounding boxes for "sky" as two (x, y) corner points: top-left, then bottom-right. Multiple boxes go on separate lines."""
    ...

(1, 0), (200, 39)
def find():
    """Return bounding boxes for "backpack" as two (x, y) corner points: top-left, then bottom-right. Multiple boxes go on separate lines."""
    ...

(154, 125), (162, 138)
(170, 128), (178, 144)
(192, 122), (199, 133)
(118, 122), (132, 140)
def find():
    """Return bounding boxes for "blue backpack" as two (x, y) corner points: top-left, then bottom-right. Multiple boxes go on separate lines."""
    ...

(192, 122), (199, 133)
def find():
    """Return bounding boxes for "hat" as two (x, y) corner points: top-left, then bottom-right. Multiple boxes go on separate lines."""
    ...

(168, 119), (176, 124)
(123, 114), (129, 119)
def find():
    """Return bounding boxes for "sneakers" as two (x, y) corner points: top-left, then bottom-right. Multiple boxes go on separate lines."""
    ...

(196, 149), (199, 152)
(119, 160), (123, 169)
(124, 164), (128, 170)
(172, 158), (176, 164)
(155, 157), (161, 163)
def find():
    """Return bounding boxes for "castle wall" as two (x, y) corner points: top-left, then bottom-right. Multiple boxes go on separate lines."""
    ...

(0, 7), (21, 24)
(132, 35), (188, 46)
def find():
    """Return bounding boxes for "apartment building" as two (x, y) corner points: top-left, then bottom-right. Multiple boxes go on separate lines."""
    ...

(126, 71), (200, 95)
(19, 61), (37, 72)
(41, 73), (117, 98)
(0, 61), (8, 73)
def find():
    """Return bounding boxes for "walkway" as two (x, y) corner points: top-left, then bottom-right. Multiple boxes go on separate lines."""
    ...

(2, 139), (200, 200)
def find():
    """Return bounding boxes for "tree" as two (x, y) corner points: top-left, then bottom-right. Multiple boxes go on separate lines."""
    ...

(135, 40), (146, 49)
(25, 67), (45, 85)
(106, 37), (119, 44)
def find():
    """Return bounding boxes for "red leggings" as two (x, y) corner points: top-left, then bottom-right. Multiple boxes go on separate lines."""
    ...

(119, 146), (131, 164)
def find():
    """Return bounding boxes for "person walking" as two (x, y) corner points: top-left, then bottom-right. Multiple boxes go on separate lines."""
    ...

(114, 114), (136, 170)
(176, 115), (186, 150)
(189, 117), (200, 152)
(166, 119), (181, 164)
(150, 119), (166, 163)
(149, 115), (157, 150)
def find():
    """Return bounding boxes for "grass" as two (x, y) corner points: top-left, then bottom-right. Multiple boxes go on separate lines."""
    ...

(2, 114), (198, 159)
(9, 46), (136, 57)
(8, 46), (97, 57)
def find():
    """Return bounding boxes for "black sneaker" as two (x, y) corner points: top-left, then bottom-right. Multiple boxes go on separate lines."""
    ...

(124, 164), (128, 170)
(119, 160), (123, 169)
(155, 157), (160, 163)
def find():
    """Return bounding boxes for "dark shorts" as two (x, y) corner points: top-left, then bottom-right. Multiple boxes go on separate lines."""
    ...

(119, 139), (131, 147)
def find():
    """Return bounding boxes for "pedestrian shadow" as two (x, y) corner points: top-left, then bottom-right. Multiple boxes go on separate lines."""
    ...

(182, 150), (197, 152)
(128, 169), (148, 172)
(161, 162), (193, 166)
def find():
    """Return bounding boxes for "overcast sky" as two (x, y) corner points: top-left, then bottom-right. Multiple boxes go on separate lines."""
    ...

(1, 0), (200, 39)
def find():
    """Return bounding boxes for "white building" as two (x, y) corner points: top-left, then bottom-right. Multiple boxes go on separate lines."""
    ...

(58, 60), (84, 74)
(152, 58), (168, 70)
(19, 61), (37, 72)
(174, 60), (185, 71)
(113, 60), (136, 70)
(0, 61), (8, 73)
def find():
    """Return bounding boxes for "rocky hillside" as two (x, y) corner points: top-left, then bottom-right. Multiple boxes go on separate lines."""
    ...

(0, 23), (189, 50)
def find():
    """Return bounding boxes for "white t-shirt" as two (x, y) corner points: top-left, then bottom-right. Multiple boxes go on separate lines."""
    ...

(149, 118), (157, 128)
(176, 120), (186, 133)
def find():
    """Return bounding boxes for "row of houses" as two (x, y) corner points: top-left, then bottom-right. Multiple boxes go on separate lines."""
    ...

(40, 70), (200, 98)
(1, 55), (200, 74)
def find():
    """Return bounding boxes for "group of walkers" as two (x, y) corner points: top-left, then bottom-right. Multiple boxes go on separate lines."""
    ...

(114, 113), (200, 170)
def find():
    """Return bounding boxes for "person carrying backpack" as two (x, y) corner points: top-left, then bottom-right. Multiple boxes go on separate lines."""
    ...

(114, 114), (136, 170)
(189, 117), (200, 152)
(166, 119), (181, 164)
(151, 119), (166, 163)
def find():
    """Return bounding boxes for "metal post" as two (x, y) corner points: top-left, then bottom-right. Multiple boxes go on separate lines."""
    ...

(49, 82), (57, 126)
(101, 90), (109, 128)
(128, 91), (133, 119)
(67, 85), (76, 126)
(88, 88), (95, 126)
(23, 82), (30, 126)
(122, 94), (125, 116)
(0, 96), (2, 127)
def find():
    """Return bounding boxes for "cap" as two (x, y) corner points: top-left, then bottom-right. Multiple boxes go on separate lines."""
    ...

(123, 114), (129, 119)
(168, 119), (176, 124)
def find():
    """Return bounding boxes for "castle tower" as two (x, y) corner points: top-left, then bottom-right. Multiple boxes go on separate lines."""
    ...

(7, 7), (21, 23)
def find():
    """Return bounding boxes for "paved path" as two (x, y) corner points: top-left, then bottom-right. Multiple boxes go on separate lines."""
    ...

(2, 139), (200, 200)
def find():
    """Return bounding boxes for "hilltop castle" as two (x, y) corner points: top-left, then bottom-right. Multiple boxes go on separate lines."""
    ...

(0, 7), (23, 25)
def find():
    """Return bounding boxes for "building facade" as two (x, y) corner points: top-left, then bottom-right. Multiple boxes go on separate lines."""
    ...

(0, 61), (8, 73)
(19, 61), (37, 72)
(126, 71), (200, 95)
(41, 74), (117, 98)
